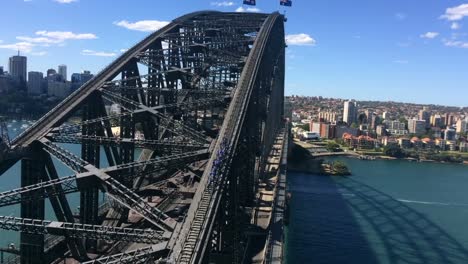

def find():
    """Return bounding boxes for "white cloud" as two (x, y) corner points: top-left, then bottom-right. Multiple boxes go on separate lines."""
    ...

(420, 32), (439, 39)
(120, 49), (128, 53)
(0, 42), (35, 53)
(440, 4), (468, 21)
(35, 31), (97, 40)
(54, 0), (77, 3)
(397, 42), (411, 48)
(393, 60), (409, 64)
(395, 13), (407, 21)
(235, 6), (261, 13)
(16, 36), (62, 44)
(81, 49), (117, 57)
(211, 1), (234, 7)
(114, 20), (169, 32)
(451, 22), (461, 30)
(285, 33), (316, 46)
(31, 51), (47, 56)
(443, 39), (468, 48)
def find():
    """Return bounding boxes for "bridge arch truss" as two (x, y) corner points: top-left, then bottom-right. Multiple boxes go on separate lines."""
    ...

(0, 11), (285, 264)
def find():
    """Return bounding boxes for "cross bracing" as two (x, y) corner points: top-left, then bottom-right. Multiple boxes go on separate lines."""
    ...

(0, 11), (285, 264)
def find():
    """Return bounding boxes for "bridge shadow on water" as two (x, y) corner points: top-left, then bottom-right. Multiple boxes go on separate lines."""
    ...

(287, 174), (468, 264)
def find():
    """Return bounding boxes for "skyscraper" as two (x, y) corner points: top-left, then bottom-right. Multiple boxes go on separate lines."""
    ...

(47, 69), (57, 77)
(343, 100), (357, 125)
(9, 53), (27, 82)
(28, 71), (43, 95)
(58, 64), (67, 81)
(418, 107), (431, 128)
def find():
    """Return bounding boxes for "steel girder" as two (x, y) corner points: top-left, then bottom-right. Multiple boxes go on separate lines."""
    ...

(171, 12), (285, 264)
(0, 11), (284, 264)
(0, 216), (170, 244)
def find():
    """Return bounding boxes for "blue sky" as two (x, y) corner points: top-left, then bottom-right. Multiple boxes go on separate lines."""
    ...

(0, 0), (467, 106)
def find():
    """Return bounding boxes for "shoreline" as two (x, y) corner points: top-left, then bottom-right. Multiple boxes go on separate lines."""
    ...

(346, 154), (468, 166)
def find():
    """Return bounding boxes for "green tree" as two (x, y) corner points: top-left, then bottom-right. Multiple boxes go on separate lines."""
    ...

(326, 141), (340, 152)
(383, 145), (405, 158)
(298, 123), (310, 131)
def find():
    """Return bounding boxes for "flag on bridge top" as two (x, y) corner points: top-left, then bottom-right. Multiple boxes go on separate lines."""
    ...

(243, 0), (256, 6)
(280, 0), (292, 7)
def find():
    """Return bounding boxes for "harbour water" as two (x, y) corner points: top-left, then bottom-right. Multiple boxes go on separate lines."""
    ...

(0, 120), (86, 249)
(286, 157), (468, 264)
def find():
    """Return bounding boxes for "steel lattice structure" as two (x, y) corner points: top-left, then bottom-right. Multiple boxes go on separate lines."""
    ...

(0, 11), (285, 264)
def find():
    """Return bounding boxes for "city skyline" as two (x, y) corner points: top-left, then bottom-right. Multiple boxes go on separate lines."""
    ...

(1, 0), (468, 106)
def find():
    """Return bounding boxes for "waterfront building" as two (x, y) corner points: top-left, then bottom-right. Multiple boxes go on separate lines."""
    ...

(446, 140), (457, 151)
(320, 124), (336, 139)
(460, 142), (468, 153)
(343, 100), (357, 125)
(435, 138), (447, 150)
(309, 122), (322, 134)
(444, 128), (456, 141)
(381, 136), (398, 147)
(9, 53), (27, 82)
(58, 64), (67, 81)
(422, 138), (435, 149)
(336, 126), (358, 138)
(27, 71), (43, 95)
(357, 135), (375, 149)
(398, 138), (412, 149)
(411, 137), (422, 149)
(408, 119), (426, 135)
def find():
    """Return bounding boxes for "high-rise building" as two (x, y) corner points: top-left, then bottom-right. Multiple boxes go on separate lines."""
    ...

(418, 107), (431, 128)
(27, 71), (43, 95)
(444, 128), (456, 141)
(47, 81), (72, 98)
(71, 71), (94, 90)
(446, 114), (455, 126)
(47, 69), (57, 77)
(408, 119), (426, 135)
(58, 64), (67, 81)
(9, 53), (27, 81)
(0, 66), (4, 75)
(430, 114), (444, 128)
(318, 111), (338, 123)
(456, 119), (467, 134)
(343, 100), (357, 125)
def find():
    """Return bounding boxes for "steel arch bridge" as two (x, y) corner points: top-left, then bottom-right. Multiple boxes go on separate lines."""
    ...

(0, 11), (285, 264)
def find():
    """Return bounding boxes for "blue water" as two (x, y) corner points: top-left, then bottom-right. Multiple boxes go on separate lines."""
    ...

(286, 157), (468, 264)
(0, 120), (101, 249)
